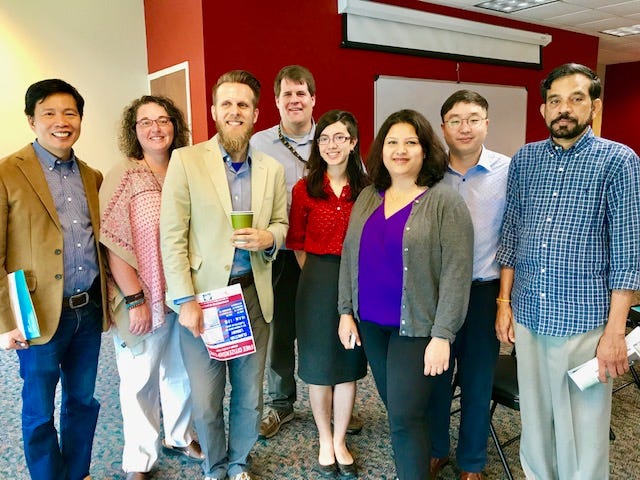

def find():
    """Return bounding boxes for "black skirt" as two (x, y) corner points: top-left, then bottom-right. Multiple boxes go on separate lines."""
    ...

(296, 253), (367, 385)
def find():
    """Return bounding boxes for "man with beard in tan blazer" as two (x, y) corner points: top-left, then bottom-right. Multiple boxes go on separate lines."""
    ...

(160, 70), (288, 480)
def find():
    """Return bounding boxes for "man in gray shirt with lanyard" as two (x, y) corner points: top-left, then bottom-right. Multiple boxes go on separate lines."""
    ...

(251, 65), (316, 439)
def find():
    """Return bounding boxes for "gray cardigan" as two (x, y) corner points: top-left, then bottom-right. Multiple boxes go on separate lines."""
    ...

(338, 183), (474, 342)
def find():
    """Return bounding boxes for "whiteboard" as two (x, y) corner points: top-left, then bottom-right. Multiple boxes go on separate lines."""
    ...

(375, 76), (527, 158)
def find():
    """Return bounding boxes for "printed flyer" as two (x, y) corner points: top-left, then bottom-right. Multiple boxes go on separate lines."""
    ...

(196, 284), (255, 361)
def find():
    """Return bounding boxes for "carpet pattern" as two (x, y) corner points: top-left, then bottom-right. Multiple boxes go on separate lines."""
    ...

(1, 333), (639, 479)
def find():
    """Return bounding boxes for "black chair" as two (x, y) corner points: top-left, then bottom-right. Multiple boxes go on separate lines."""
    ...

(615, 306), (640, 394)
(610, 306), (640, 441)
(488, 351), (520, 480)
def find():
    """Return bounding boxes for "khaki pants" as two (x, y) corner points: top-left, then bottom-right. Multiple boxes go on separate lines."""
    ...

(515, 323), (612, 480)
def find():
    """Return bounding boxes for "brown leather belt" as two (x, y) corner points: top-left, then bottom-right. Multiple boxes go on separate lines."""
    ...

(228, 272), (254, 289)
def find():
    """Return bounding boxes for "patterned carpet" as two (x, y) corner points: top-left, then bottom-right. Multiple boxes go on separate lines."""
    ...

(1, 333), (639, 479)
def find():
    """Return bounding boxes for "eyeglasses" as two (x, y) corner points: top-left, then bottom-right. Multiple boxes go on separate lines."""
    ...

(444, 116), (487, 129)
(135, 116), (172, 128)
(317, 134), (351, 145)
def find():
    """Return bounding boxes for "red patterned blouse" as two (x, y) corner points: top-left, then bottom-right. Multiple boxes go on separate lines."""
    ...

(286, 176), (354, 256)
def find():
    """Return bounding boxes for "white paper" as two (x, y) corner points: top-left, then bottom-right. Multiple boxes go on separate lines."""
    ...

(568, 327), (640, 391)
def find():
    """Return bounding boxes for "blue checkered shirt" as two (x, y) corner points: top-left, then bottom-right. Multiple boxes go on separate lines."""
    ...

(496, 128), (640, 336)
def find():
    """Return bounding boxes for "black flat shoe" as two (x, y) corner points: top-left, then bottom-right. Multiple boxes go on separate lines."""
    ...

(316, 462), (338, 478)
(338, 461), (358, 479)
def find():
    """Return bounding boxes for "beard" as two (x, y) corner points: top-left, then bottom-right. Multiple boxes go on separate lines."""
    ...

(547, 112), (591, 140)
(217, 120), (253, 154)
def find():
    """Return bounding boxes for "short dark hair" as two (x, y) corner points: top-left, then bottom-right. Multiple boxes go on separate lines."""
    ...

(274, 65), (316, 97)
(540, 63), (601, 102)
(306, 110), (369, 201)
(24, 79), (85, 117)
(212, 70), (261, 107)
(119, 95), (190, 159)
(440, 90), (489, 121)
(367, 109), (447, 191)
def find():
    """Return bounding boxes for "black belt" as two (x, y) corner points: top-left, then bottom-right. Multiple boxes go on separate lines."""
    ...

(228, 272), (254, 289)
(471, 278), (500, 286)
(62, 277), (101, 310)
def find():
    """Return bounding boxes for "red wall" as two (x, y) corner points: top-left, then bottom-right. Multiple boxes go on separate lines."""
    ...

(146, 0), (599, 151)
(144, 0), (209, 143)
(602, 61), (640, 155)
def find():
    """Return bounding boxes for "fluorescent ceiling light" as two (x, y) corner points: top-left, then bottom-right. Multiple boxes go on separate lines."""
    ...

(600, 24), (640, 37)
(475, 0), (558, 13)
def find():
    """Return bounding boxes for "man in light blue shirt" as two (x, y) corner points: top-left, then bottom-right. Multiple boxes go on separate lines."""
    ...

(429, 90), (510, 480)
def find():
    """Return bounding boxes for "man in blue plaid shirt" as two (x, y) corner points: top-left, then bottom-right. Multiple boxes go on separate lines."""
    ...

(496, 63), (640, 479)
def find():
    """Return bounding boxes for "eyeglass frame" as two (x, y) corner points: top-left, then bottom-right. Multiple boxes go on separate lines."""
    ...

(316, 134), (352, 145)
(135, 116), (173, 128)
(443, 116), (487, 129)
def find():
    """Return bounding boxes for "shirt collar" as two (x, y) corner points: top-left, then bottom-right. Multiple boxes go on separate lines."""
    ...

(219, 142), (252, 164)
(219, 143), (252, 169)
(279, 120), (316, 145)
(447, 145), (491, 175)
(546, 126), (595, 154)
(32, 140), (78, 173)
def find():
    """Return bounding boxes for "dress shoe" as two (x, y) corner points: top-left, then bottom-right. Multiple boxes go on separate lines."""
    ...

(429, 456), (450, 478)
(125, 473), (150, 480)
(338, 460), (358, 479)
(162, 439), (205, 460)
(460, 472), (484, 480)
(346, 413), (363, 435)
(229, 472), (253, 480)
(316, 461), (338, 478)
(259, 407), (294, 439)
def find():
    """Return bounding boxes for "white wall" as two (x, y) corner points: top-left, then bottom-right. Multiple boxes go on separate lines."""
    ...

(0, 0), (149, 173)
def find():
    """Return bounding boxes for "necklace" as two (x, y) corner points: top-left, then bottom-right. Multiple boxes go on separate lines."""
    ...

(278, 124), (307, 164)
(142, 157), (164, 192)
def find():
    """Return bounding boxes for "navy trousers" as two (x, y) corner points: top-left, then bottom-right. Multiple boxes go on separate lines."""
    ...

(428, 281), (500, 472)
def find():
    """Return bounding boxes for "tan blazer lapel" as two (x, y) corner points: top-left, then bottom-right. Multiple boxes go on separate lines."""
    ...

(77, 160), (101, 238)
(204, 137), (233, 223)
(251, 155), (267, 223)
(15, 147), (61, 230)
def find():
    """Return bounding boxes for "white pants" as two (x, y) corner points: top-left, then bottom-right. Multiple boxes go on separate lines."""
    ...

(113, 312), (194, 473)
(515, 323), (612, 480)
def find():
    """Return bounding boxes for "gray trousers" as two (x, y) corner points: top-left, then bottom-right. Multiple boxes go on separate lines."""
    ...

(515, 322), (611, 480)
(179, 284), (269, 478)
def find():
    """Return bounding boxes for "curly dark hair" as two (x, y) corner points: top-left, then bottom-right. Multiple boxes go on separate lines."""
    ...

(119, 95), (190, 159)
(367, 109), (447, 191)
(305, 110), (369, 201)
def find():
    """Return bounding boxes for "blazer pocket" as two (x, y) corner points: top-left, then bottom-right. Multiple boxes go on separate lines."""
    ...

(189, 253), (203, 271)
(25, 274), (37, 293)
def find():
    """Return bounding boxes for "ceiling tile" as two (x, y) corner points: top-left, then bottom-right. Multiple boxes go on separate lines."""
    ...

(508, 2), (585, 20)
(547, 9), (616, 24)
(564, 0), (624, 7)
(579, 17), (638, 28)
(598, 0), (640, 15)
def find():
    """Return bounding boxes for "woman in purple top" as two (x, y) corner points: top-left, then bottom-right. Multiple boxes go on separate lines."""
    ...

(338, 110), (474, 480)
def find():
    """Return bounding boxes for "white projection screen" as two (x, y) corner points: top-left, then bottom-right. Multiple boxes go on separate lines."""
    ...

(375, 76), (528, 158)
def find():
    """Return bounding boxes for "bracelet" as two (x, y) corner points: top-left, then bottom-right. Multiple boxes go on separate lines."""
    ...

(126, 297), (146, 310)
(496, 297), (511, 304)
(124, 290), (144, 303)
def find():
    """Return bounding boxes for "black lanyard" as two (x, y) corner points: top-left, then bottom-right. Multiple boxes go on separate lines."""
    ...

(278, 125), (308, 164)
